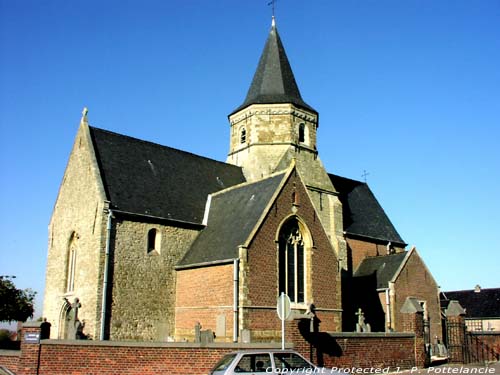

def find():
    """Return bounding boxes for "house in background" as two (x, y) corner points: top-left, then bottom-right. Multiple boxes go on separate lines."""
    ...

(441, 286), (500, 332)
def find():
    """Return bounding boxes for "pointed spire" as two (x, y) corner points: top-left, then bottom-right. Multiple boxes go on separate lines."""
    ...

(231, 19), (316, 115)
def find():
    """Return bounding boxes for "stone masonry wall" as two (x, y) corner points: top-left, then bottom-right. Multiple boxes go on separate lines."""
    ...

(109, 219), (199, 341)
(43, 123), (108, 339)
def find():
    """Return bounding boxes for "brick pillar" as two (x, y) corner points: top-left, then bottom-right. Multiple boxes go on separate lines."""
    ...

(400, 297), (428, 368)
(18, 322), (42, 375)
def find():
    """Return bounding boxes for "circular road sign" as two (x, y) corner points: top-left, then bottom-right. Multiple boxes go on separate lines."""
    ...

(277, 293), (292, 321)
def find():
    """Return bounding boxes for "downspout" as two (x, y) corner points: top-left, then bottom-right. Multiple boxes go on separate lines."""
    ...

(385, 288), (392, 331)
(233, 258), (239, 342)
(100, 209), (113, 340)
(389, 281), (396, 332)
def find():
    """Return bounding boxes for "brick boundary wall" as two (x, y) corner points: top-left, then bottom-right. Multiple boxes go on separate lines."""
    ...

(0, 349), (20, 373)
(1, 316), (428, 375)
(472, 332), (500, 356)
(286, 318), (418, 371)
(5, 336), (286, 375)
(468, 332), (500, 363)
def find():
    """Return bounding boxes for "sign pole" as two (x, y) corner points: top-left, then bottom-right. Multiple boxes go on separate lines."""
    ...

(277, 292), (291, 351)
(281, 292), (285, 350)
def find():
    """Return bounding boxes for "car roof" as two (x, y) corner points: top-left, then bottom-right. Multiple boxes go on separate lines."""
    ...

(225, 349), (300, 355)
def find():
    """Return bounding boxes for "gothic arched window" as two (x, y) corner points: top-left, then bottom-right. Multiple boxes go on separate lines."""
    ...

(278, 218), (305, 304)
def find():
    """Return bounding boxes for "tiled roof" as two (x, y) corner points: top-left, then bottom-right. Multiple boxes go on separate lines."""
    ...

(230, 22), (316, 115)
(177, 172), (286, 268)
(441, 288), (500, 318)
(329, 174), (405, 245)
(89, 126), (246, 224)
(354, 252), (408, 289)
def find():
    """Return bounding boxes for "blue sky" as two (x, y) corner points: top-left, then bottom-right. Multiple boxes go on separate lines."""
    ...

(1, 0), (499, 319)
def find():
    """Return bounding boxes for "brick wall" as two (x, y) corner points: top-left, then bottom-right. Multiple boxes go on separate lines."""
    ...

(469, 332), (500, 361)
(16, 341), (283, 375)
(347, 238), (405, 272)
(286, 317), (418, 370)
(1, 319), (428, 375)
(472, 332), (500, 356)
(243, 169), (341, 337)
(175, 264), (235, 341)
(393, 250), (442, 342)
(0, 350), (19, 373)
(173, 170), (342, 343)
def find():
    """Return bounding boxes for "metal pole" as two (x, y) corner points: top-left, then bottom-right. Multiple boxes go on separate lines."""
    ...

(281, 292), (285, 350)
(233, 258), (239, 343)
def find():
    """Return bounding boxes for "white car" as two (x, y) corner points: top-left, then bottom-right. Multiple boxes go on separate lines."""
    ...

(209, 349), (341, 374)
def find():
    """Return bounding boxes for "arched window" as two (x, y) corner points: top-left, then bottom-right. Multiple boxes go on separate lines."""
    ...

(147, 228), (161, 254)
(278, 218), (305, 304)
(240, 127), (246, 144)
(298, 123), (305, 143)
(66, 233), (78, 292)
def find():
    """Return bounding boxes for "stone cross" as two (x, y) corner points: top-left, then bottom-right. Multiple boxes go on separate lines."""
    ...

(355, 308), (371, 332)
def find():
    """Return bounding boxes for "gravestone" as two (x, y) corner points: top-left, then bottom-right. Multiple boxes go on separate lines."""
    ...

(216, 315), (226, 338)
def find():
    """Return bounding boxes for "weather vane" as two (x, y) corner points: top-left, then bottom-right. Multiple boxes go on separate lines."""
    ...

(268, 0), (278, 18)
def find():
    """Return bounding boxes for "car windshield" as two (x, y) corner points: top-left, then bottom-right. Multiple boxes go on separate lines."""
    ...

(210, 353), (237, 372)
(273, 352), (315, 371)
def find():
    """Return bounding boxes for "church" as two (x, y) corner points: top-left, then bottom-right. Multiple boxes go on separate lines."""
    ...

(43, 18), (442, 344)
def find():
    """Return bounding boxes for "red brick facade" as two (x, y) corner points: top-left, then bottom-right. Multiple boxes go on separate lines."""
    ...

(175, 264), (235, 341)
(242, 170), (341, 337)
(393, 249), (442, 341)
(175, 169), (342, 343)
(347, 237), (405, 272)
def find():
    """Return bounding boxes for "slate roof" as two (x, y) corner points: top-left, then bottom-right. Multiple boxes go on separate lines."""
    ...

(89, 126), (246, 224)
(177, 172), (286, 268)
(354, 252), (408, 289)
(230, 21), (317, 115)
(441, 288), (500, 318)
(329, 174), (405, 245)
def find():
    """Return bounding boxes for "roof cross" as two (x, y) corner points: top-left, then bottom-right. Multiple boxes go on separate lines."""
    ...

(361, 170), (370, 183)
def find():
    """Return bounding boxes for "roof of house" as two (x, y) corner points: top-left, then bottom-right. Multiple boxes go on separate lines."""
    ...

(441, 287), (500, 318)
(329, 174), (406, 245)
(177, 172), (286, 268)
(230, 21), (316, 115)
(89, 126), (246, 224)
(354, 252), (408, 289)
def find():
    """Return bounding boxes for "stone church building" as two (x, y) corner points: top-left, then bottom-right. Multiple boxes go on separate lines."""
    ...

(43, 19), (442, 344)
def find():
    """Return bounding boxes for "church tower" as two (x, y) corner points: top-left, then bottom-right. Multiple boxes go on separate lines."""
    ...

(227, 18), (348, 268)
